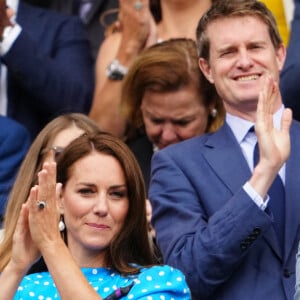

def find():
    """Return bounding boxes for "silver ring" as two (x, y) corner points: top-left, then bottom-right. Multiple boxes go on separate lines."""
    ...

(37, 201), (46, 210)
(134, 1), (143, 11)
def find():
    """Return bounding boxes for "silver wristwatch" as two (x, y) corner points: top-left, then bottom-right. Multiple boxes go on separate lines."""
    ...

(106, 59), (128, 80)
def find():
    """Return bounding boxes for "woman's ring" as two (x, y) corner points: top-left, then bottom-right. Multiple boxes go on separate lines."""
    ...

(37, 201), (46, 210)
(134, 1), (143, 11)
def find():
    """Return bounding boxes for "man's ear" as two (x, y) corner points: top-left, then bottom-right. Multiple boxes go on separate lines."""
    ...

(199, 58), (214, 84)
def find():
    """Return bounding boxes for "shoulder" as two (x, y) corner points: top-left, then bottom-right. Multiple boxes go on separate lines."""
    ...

(18, 2), (82, 28)
(129, 265), (190, 299)
(139, 264), (187, 280)
(154, 133), (212, 161)
(0, 117), (30, 142)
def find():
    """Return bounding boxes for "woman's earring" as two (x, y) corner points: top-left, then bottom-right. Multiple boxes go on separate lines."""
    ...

(59, 217), (65, 232)
(211, 108), (218, 118)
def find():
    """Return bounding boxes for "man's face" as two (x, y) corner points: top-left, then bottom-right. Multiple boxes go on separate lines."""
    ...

(199, 16), (286, 118)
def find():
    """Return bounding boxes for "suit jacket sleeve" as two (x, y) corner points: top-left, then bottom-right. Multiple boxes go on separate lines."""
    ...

(0, 118), (30, 217)
(149, 146), (273, 298)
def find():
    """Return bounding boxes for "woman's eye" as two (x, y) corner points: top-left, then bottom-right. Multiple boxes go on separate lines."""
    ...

(174, 120), (190, 127)
(151, 118), (163, 125)
(110, 190), (127, 199)
(78, 188), (93, 195)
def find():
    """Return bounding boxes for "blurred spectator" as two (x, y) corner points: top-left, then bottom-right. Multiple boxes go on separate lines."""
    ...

(280, 0), (300, 120)
(0, 0), (94, 139)
(0, 116), (30, 227)
(122, 38), (224, 190)
(89, 0), (213, 138)
(23, 0), (119, 63)
(260, 1), (300, 121)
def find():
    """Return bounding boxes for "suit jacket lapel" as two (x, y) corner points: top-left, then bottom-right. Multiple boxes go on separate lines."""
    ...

(203, 123), (252, 193)
(204, 123), (282, 258)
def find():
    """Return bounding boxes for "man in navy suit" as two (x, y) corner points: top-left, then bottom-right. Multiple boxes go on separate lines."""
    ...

(0, 0), (94, 139)
(0, 116), (30, 227)
(23, 0), (119, 64)
(281, 0), (300, 121)
(149, 1), (299, 299)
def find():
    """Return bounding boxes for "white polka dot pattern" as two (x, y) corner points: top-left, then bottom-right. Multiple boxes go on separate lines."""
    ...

(13, 265), (191, 299)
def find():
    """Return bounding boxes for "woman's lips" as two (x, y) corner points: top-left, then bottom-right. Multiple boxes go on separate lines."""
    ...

(86, 223), (110, 229)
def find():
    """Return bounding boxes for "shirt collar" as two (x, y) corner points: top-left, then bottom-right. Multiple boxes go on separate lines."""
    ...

(226, 105), (285, 144)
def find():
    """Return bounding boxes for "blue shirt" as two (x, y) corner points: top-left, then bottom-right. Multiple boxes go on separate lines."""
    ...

(14, 265), (191, 299)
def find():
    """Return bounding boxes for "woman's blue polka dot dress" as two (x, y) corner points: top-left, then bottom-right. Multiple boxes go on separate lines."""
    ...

(14, 265), (191, 299)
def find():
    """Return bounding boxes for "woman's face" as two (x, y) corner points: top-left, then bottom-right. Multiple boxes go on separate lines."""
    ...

(43, 126), (85, 163)
(141, 85), (210, 149)
(59, 152), (129, 262)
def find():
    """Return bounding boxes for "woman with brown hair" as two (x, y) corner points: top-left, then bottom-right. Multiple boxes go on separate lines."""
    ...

(123, 38), (224, 189)
(0, 132), (190, 299)
(0, 113), (102, 273)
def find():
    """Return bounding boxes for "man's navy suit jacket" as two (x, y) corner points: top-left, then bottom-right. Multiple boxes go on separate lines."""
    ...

(1, 1), (94, 139)
(149, 121), (300, 299)
(44, 0), (119, 62)
(0, 116), (30, 222)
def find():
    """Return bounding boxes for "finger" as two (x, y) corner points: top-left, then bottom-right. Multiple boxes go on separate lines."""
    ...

(15, 204), (29, 237)
(56, 182), (63, 212)
(281, 108), (293, 133)
(267, 78), (278, 116)
(258, 75), (276, 130)
(27, 186), (38, 212)
(255, 88), (266, 132)
(37, 163), (56, 210)
(37, 168), (48, 208)
(46, 162), (57, 199)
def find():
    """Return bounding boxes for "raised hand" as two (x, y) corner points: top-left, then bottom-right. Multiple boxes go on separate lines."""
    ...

(250, 74), (292, 198)
(118, 0), (157, 52)
(255, 74), (292, 173)
(27, 162), (62, 253)
(10, 194), (40, 274)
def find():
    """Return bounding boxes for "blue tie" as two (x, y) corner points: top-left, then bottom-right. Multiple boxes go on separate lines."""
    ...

(253, 141), (285, 251)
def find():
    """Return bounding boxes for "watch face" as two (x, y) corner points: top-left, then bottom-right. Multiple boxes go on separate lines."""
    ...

(106, 60), (128, 80)
(109, 71), (125, 80)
